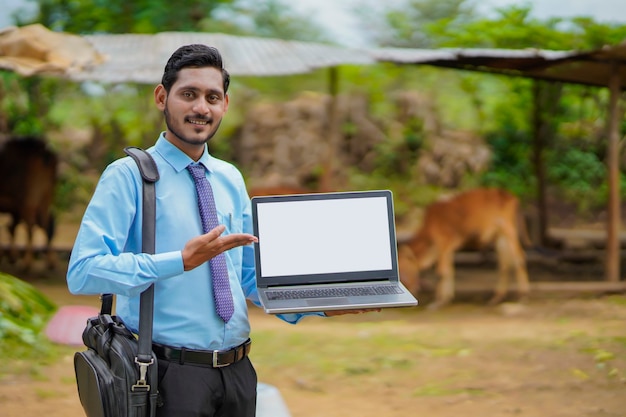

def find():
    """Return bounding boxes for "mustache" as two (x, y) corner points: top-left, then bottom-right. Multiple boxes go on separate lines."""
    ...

(186, 114), (212, 123)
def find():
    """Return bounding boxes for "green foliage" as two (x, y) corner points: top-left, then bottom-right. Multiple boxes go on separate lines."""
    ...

(547, 148), (626, 214)
(367, 0), (626, 213)
(375, 0), (626, 51)
(30, 0), (235, 33)
(0, 273), (57, 371)
(378, 0), (476, 47)
(372, 115), (425, 178)
(0, 72), (64, 137)
(478, 78), (536, 199)
(567, 17), (626, 49)
(548, 148), (604, 193)
(8, 0), (626, 223)
(480, 126), (535, 198)
(213, 0), (331, 42)
(436, 5), (571, 49)
(26, 0), (330, 43)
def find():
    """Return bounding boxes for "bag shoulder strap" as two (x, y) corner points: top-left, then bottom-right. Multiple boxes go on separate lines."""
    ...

(124, 146), (159, 255)
(100, 147), (159, 368)
(124, 146), (160, 183)
(99, 147), (160, 316)
(123, 146), (159, 365)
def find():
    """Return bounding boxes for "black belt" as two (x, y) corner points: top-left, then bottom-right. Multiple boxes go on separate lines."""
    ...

(152, 339), (251, 368)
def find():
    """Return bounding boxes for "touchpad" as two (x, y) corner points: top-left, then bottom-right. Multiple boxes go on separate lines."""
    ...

(307, 298), (350, 306)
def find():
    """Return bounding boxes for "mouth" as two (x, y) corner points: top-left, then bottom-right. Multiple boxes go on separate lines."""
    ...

(186, 116), (211, 126)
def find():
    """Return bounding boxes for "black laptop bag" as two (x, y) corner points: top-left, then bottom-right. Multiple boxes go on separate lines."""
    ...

(73, 147), (159, 417)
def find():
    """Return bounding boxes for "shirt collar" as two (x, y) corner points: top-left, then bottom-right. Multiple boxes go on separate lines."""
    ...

(154, 133), (215, 173)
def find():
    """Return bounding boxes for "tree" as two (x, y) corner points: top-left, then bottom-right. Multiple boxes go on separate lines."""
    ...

(27, 0), (235, 34)
(355, 0), (626, 215)
(208, 0), (331, 43)
(366, 0), (626, 50)
(366, 0), (476, 48)
(24, 0), (330, 42)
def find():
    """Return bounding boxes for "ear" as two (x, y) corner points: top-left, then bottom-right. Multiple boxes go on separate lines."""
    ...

(154, 84), (167, 111)
(223, 93), (229, 112)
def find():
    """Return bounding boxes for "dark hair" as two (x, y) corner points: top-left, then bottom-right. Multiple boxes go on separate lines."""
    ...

(160, 44), (230, 93)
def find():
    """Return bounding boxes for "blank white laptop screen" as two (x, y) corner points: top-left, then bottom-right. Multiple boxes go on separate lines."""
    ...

(251, 190), (418, 314)
(255, 196), (392, 277)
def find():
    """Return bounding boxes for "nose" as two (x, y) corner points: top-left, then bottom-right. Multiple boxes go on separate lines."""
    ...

(192, 98), (211, 115)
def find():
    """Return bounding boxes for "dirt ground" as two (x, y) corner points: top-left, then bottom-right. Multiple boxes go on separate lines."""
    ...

(1, 221), (626, 417)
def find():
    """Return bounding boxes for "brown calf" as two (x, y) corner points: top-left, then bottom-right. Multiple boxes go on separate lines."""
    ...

(398, 188), (529, 308)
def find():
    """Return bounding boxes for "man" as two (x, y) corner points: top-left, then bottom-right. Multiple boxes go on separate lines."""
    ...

(67, 44), (374, 417)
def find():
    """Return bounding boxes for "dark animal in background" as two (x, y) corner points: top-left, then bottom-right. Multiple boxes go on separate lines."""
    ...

(398, 188), (530, 309)
(0, 136), (58, 270)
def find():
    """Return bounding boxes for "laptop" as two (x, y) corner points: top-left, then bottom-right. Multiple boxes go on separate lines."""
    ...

(251, 190), (418, 314)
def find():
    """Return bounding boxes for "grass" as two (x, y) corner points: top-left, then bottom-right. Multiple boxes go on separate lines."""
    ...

(3, 289), (626, 417)
(605, 294), (626, 306)
(250, 324), (475, 380)
(0, 272), (61, 378)
(246, 299), (626, 412)
(249, 318), (488, 398)
(35, 388), (62, 399)
(0, 344), (75, 379)
(412, 382), (487, 397)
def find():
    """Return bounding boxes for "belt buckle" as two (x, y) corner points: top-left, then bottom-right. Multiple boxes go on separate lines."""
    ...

(212, 350), (229, 368)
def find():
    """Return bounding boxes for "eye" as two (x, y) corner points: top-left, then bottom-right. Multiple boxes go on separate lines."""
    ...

(182, 91), (195, 99)
(208, 94), (220, 103)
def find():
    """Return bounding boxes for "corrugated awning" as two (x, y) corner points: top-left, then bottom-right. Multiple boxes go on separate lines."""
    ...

(2, 24), (625, 91)
(372, 43), (626, 90)
(71, 31), (374, 83)
(0, 24), (374, 82)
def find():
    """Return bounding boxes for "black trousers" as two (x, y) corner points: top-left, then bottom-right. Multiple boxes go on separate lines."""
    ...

(155, 356), (258, 417)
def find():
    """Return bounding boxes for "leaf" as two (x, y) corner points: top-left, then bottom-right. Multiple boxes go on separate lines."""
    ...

(571, 368), (589, 380)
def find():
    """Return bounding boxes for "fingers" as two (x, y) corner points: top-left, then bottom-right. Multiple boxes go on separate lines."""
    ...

(199, 225), (258, 249)
(182, 226), (257, 271)
(219, 233), (258, 251)
(213, 228), (258, 250)
(203, 224), (226, 242)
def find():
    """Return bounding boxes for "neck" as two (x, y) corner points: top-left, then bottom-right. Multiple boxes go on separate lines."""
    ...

(164, 132), (206, 161)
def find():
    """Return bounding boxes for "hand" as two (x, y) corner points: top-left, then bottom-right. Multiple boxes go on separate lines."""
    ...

(182, 225), (258, 271)
(324, 308), (382, 317)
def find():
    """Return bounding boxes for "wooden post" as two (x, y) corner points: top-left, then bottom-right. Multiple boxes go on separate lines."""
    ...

(606, 62), (621, 282)
(531, 80), (561, 247)
(532, 81), (548, 246)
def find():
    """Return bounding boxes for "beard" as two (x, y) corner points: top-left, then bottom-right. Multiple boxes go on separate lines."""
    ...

(163, 105), (221, 146)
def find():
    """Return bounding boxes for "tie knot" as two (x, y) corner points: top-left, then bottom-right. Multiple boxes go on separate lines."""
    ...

(187, 164), (206, 181)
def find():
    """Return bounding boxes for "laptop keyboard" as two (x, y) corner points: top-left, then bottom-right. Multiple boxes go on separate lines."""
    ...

(266, 285), (403, 301)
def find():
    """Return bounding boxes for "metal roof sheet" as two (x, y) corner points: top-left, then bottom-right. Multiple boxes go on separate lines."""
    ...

(372, 44), (626, 89)
(70, 32), (374, 83)
(2, 24), (625, 91)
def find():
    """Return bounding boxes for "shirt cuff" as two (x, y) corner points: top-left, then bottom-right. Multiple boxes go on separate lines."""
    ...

(277, 311), (326, 324)
(153, 251), (185, 279)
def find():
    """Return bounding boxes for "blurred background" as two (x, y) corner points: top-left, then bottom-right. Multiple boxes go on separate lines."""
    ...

(1, 1), (626, 416)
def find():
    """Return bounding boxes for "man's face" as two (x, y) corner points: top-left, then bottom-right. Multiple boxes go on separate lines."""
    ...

(155, 67), (229, 155)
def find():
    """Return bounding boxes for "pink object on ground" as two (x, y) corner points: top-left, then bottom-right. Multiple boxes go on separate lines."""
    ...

(45, 305), (99, 346)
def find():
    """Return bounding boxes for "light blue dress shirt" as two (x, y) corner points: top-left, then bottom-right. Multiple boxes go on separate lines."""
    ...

(67, 134), (320, 350)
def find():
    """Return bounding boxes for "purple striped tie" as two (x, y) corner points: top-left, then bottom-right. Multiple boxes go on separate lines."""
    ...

(187, 164), (234, 322)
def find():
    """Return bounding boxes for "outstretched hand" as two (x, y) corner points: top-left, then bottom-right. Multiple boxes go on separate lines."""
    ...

(182, 225), (257, 271)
